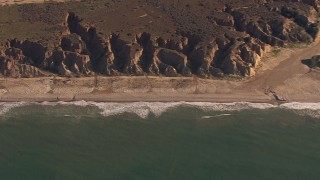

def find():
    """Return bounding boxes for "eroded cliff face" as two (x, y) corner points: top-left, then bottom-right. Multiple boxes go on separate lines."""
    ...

(0, 46), (47, 78)
(0, 0), (319, 78)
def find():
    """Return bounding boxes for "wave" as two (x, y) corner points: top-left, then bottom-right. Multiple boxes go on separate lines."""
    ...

(0, 102), (27, 115)
(280, 102), (320, 110)
(0, 101), (320, 118)
(37, 101), (277, 118)
(280, 102), (320, 118)
(201, 114), (232, 119)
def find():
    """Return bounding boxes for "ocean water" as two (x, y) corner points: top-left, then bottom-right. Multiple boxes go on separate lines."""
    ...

(0, 101), (320, 180)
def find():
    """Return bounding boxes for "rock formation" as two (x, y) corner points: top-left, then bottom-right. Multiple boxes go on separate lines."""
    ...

(303, 55), (320, 68)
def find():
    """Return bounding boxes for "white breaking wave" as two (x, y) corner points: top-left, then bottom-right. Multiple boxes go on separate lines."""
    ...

(83, 101), (277, 118)
(183, 102), (277, 111)
(0, 102), (27, 115)
(0, 101), (319, 118)
(280, 102), (320, 118)
(201, 114), (232, 119)
(201, 116), (214, 119)
(280, 102), (320, 110)
(214, 114), (233, 117)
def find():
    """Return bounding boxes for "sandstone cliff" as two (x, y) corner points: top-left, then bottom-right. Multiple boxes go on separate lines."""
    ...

(0, 0), (319, 78)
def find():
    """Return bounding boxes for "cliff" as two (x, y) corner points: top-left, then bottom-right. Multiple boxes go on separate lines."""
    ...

(0, 0), (319, 78)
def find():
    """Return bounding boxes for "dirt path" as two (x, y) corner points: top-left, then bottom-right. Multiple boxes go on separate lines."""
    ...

(246, 43), (318, 88)
(240, 40), (320, 101)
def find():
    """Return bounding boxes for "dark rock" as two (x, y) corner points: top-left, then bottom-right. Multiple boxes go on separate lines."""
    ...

(303, 55), (320, 68)
(60, 33), (85, 54)
(10, 39), (48, 66)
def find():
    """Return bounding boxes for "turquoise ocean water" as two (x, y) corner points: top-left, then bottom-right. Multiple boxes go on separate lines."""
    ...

(0, 101), (320, 180)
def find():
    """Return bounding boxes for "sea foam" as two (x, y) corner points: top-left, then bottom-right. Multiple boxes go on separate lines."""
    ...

(280, 102), (320, 118)
(0, 101), (320, 118)
(0, 102), (27, 115)
(280, 102), (320, 110)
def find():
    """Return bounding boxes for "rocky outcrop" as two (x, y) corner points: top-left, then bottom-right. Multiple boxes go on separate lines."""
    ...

(136, 33), (158, 74)
(110, 37), (144, 75)
(0, 55), (46, 77)
(67, 13), (109, 73)
(60, 34), (85, 54)
(0, 56), (13, 76)
(96, 37), (115, 75)
(155, 48), (191, 76)
(46, 49), (91, 76)
(0, 44), (47, 77)
(9, 39), (48, 66)
(4, 48), (25, 62)
(299, 0), (320, 12)
(303, 55), (320, 68)
(279, 4), (319, 39)
(189, 44), (218, 75)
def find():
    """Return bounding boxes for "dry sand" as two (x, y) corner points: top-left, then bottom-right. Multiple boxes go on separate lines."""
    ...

(0, 40), (319, 103)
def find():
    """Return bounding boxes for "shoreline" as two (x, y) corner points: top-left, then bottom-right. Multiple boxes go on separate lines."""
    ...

(0, 76), (274, 103)
(0, 74), (318, 104)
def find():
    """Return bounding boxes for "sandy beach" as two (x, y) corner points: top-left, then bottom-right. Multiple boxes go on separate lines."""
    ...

(0, 39), (319, 103)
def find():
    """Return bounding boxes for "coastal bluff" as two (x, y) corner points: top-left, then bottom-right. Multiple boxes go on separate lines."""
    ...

(0, 0), (319, 78)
